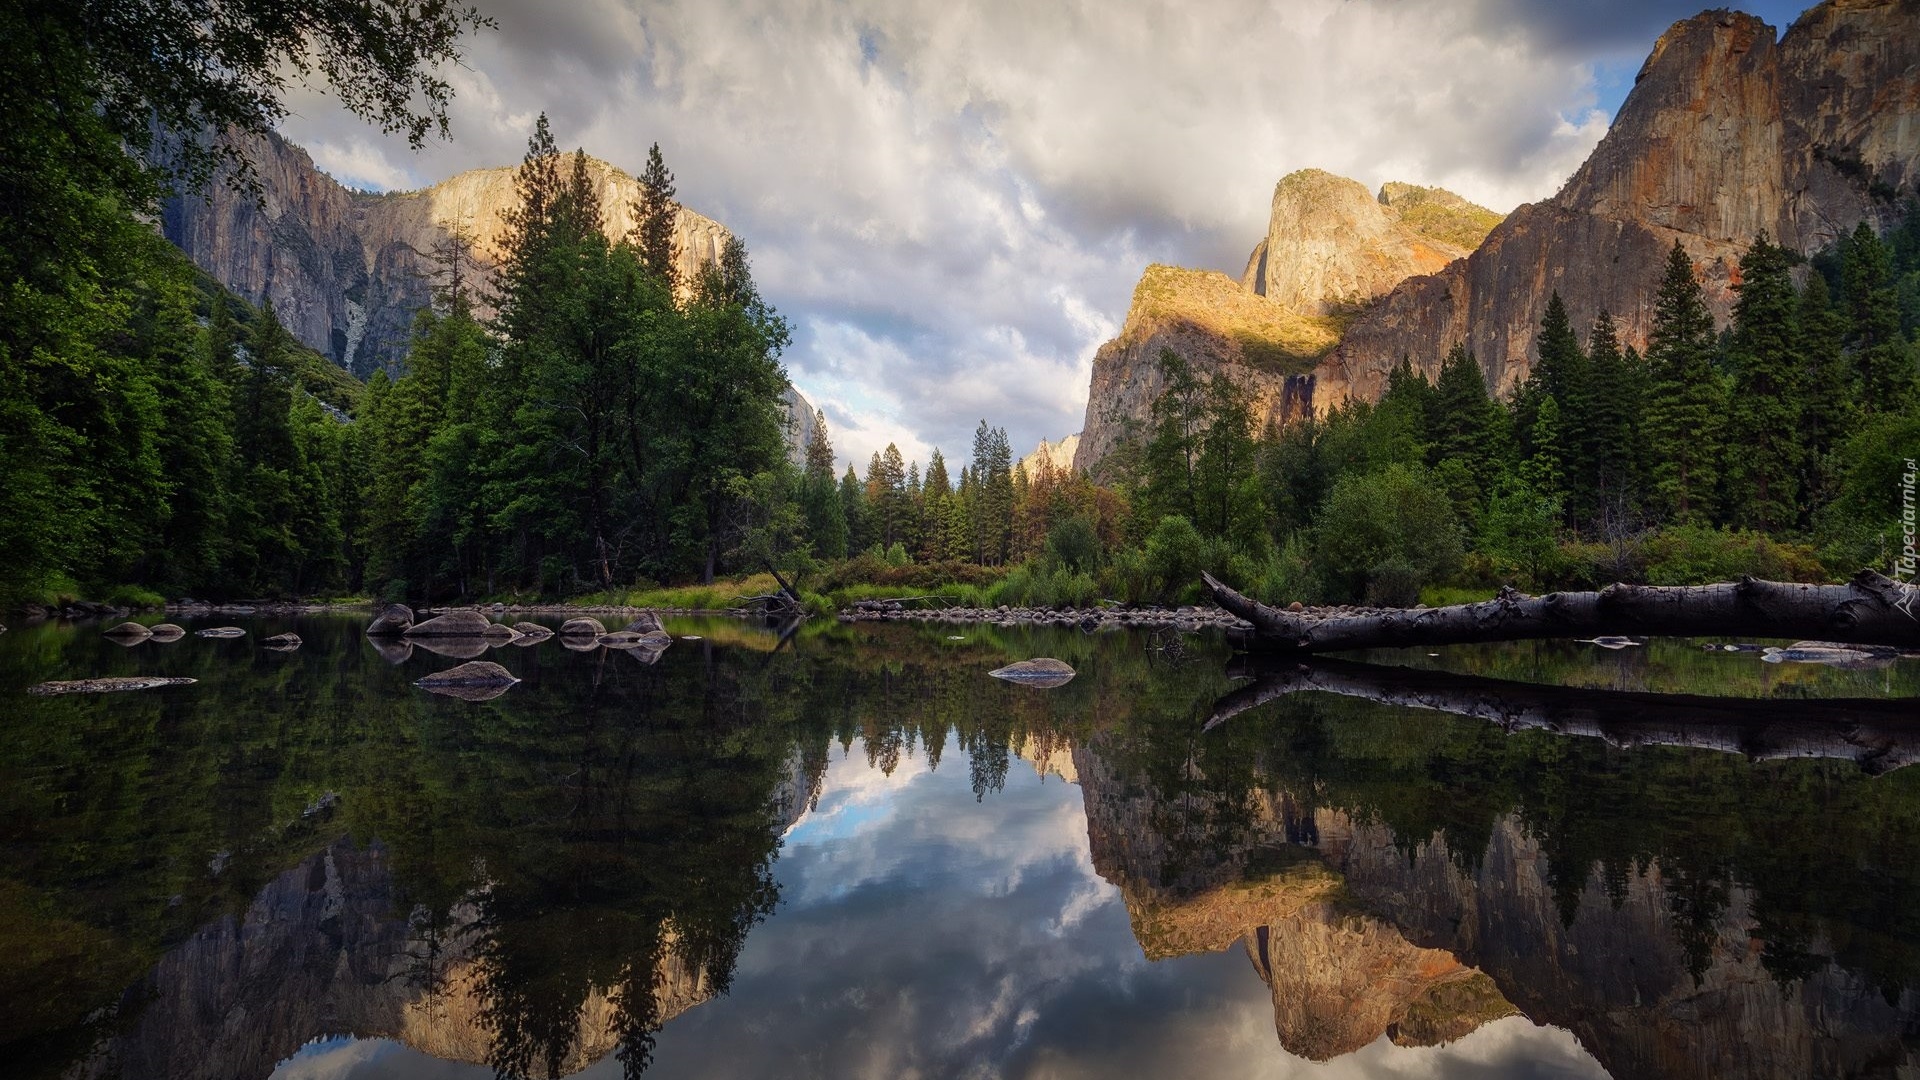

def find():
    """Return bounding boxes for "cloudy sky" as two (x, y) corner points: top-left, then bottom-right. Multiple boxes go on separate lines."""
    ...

(279, 0), (1805, 474)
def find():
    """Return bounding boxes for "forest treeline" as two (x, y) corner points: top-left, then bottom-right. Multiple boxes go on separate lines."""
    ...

(3, 1), (1917, 609)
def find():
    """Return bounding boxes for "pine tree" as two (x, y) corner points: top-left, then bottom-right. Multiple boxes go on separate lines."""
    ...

(1721, 233), (1803, 530)
(1840, 221), (1916, 411)
(970, 421), (1014, 564)
(1584, 311), (1641, 532)
(1643, 242), (1727, 524)
(634, 141), (679, 291)
(839, 465), (869, 554)
(1527, 292), (1594, 527)
(1797, 272), (1856, 521)
(804, 408), (836, 481)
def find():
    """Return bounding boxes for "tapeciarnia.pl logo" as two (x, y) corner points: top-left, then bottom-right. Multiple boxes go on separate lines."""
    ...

(1898, 457), (1917, 619)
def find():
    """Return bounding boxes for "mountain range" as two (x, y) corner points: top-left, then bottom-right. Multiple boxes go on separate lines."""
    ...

(1070, 0), (1920, 475)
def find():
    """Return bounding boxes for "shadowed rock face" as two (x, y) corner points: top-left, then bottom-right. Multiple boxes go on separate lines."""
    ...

(1069, 729), (1920, 1080)
(159, 131), (730, 379)
(1315, 0), (1920, 409)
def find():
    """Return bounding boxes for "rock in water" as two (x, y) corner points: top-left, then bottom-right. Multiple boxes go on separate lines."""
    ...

(410, 637), (491, 660)
(481, 621), (520, 641)
(416, 660), (520, 702)
(622, 611), (664, 634)
(195, 626), (246, 638)
(367, 604), (414, 636)
(989, 658), (1077, 688)
(558, 617), (608, 638)
(404, 609), (495, 636)
(28, 676), (197, 696)
(1579, 636), (1640, 649)
(367, 637), (415, 665)
(147, 623), (186, 642)
(600, 630), (672, 650)
(103, 622), (152, 642)
(510, 622), (553, 644)
(263, 633), (302, 651)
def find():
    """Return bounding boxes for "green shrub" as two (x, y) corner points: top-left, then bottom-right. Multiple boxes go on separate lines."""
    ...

(1314, 464), (1464, 602)
(105, 584), (166, 609)
(1045, 515), (1103, 574)
(1363, 557), (1423, 607)
(1144, 515), (1206, 603)
(1100, 547), (1152, 605)
(1642, 525), (1826, 585)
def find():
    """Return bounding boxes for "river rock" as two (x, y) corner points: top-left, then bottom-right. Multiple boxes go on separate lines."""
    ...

(366, 637), (415, 665)
(621, 611), (664, 634)
(147, 623), (186, 642)
(480, 621), (520, 641)
(366, 604), (414, 636)
(263, 633), (302, 651)
(404, 610), (494, 637)
(558, 617), (607, 638)
(988, 658), (1077, 688)
(103, 621), (152, 642)
(600, 630), (672, 650)
(28, 676), (197, 696)
(195, 627), (246, 638)
(415, 660), (520, 702)
(510, 622), (553, 644)
(410, 637), (491, 660)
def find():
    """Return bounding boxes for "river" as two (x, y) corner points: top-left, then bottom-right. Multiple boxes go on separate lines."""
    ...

(2, 615), (1917, 1079)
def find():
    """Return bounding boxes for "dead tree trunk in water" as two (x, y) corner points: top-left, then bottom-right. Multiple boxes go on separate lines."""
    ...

(1203, 570), (1920, 654)
(1206, 657), (1920, 773)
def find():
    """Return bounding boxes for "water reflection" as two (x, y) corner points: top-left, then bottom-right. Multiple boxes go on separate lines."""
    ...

(0, 617), (1915, 1078)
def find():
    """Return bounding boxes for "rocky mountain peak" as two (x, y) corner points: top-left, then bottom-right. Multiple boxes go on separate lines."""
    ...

(1241, 170), (1501, 317)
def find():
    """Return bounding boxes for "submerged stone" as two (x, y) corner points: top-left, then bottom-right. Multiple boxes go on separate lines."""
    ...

(989, 658), (1076, 688)
(263, 633), (302, 651)
(28, 676), (196, 696)
(416, 660), (520, 701)
(195, 627), (246, 638)
(147, 623), (186, 642)
(103, 622), (151, 642)
(367, 604), (414, 636)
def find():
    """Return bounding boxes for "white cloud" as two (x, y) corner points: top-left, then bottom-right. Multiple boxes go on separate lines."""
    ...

(274, 0), (1786, 467)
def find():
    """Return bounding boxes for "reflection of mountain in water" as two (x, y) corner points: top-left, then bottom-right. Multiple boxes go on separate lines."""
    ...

(1066, 718), (1920, 1079)
(72, 748), (817, 1080)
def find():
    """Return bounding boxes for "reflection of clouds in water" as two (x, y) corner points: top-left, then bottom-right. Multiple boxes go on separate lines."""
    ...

(277, 733), (1610, 1080)
(626, 735), (1609, 1080)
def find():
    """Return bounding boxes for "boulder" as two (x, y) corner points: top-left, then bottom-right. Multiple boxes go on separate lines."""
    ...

(404, 610), (494, 637)
(621, 611), (664, 634)
(367, 604), (414, 636)
(510, 622), (554, 644)
(103, 622), (151, 642)
(558, 617), (607, 638)
(416, 660), (520, 702)
(988, 658), (1076, 688)
(195, 626), (246, 638)
(28, 676), (196, 696)
(147, 623), (186, 642)
(263, 633), (302, 651)
(600, 630), (672, 650)
(480, 621), (520, 641)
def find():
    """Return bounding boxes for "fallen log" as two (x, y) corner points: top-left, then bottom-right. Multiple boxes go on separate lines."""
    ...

(1207, 657), (1920, 773)
(1202, 569), (1920, 654)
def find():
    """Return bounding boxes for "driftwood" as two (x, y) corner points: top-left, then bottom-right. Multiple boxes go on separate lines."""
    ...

(1203, 569), (1920, 654)
(1208, 657), (1920, 773)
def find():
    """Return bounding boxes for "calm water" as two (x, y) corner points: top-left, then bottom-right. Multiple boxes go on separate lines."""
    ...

(3, 615), (1919, 1080)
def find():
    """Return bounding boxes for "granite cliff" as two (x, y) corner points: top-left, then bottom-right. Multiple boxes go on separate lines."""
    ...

(1075, 0), (1920, 474)
(162, 130), (731, 379)
(1074, 176), (1501, 474)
